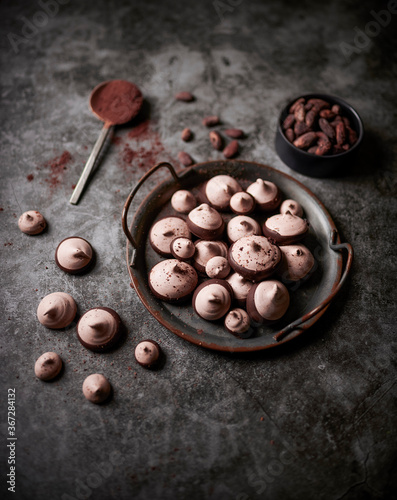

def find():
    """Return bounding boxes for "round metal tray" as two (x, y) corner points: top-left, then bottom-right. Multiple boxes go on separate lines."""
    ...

(122, 161), (353, 352)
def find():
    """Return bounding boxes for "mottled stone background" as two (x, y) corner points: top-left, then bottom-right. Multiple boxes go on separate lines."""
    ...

(0, 0), (396, 499)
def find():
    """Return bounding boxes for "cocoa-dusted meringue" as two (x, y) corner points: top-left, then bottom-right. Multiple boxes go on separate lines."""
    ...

(229, 192), (256, 215)
(34, 352), (62, 381)
(135, 340), (161, 368)
(228, 235), (281, 282)
(246, 178), (281, 211)
(18, 210), (47, 235)
(149, 216), (190, 257)
(55, 237), (94, 274)
(192, 240), (228, 274)
(149, 259), (198, 303)
(77, 307), (121, 352)
(187, 203), (225, 240)
(204, 175), (243, 210)
(280, 199), (303, 218)
(226, 272), (254, 306)
(205, 256), (230, 279)
(247, 280), (290, 323)
(37, 292), (77, 329)
(171, 190), (197, 214)
(170, 237), (195, 261)
(227, 215), (261, 243)
(279, 244), (315, 282)
(82, 374), (111, 404)
(224, 308), (252, 338)
(193, 279), (233, 321)
(263, 211), (309, 245)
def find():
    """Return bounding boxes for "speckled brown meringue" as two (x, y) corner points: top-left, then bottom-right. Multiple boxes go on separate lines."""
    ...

(246, 178), (281, 211)
(193, 279), (233, 321)
(82, 374), (112, 404)
(18, 210), (47, 235)
(280, 199), (303, 218)
(149, 216), (191, 256)
(203, 175), (243, 210)
(247, 280), (290, 324)
(171, 190), (197, 214)
(149, 259), (198, 302)
(187, 203), (225, 240)
(262, 211), (309, 245)
(34, 352), (62, 381)
(37, 292), (77, 329)
(227, 215), (261, 243)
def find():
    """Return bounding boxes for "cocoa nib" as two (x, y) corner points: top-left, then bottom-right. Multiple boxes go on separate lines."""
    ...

(177, 151), (194, 167)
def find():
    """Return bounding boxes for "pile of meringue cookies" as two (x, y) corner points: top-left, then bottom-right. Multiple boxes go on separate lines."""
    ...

(148, 174), (316, 339)
(18, 211), (162, 404)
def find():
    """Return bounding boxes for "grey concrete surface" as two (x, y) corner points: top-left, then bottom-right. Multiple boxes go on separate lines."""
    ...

(1, 1), (396, 499)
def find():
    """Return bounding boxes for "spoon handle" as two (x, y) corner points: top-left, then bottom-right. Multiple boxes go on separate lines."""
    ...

(69, 123), (113, 205)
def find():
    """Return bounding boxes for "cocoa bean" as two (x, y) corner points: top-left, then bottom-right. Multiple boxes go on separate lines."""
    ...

(224, 128), (245, 138)
(283, 114), (295, 130)
(342, 143), (350, 151)
(319, 109), (336, 120)
(307, 146), (317, 154)
(209, 131), (223, 150)
(342, 116), (351, 127)
(223, 140), (239, 158)
(294, 103), (306, 122)
(294, 121), (311, 136)
(332, 145), (345, 155)
(346, 126), (358, 145)
(319, 118), (336, 140)
(289, 97), (305, 113)
(202, 115), (220, 127)
(175, 91), (194, 102)
(285, 128), (295, 142)
(178, 151), (194, 167)
(305, 109), (317, 127)
(331, 104), (341, 114)
(307, 98), (330, 111)
(293, 132), (317, 149)
(315, 140), (332, 156)
(181, 128), (193, 142)
(336, 122), (346, 145)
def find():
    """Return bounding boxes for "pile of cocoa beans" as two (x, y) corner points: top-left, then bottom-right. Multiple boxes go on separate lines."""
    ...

(282, 97), (358, 156)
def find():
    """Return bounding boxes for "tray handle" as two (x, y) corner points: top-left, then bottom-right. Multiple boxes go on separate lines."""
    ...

(122, 162), (180, 253)
(274, 229), (353, 342)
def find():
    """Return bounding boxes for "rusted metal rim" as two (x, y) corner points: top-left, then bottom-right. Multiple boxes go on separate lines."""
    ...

(122, 160), (352, 352)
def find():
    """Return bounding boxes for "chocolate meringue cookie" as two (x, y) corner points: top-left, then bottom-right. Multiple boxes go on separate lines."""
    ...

(171, 190), (197, 214)
(135, 340), (161, 368)
(149, 259), (198, 303)
(247, 280), (290, 324)
(263, 211), (309, 245)
(246, 179), (281, 211)
(278, 244), (315, 283)
(224, 308), (252, 338)
(37, 292), (77, 329)
(170, 237), (195, 261)
(34, 352), (62, 381)
(187, 203), (225, 240)
(83, 374), (112, 404)
(230, 192), (256, 215)
(192, 240), (228, 274)
(77, 307), (121, 352)
(149, 216), (191, 257)
(227, 215), (261, 243)
(226, 272), (254, 306)
(203, 175), (243, 210)
(228, 235), (281, 282)
(193, 279), (233, 321)
(18, 210), (47, 235)
(280, 199), (303, 218)
(55, 237), (94, 274)
(205, 256), (230, 279)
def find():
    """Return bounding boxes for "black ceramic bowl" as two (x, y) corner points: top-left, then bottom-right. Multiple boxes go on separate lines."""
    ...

(275, 93), (364, 178)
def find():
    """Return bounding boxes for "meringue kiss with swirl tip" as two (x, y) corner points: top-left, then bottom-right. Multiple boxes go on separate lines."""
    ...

(34, 352), (63, 381)
(229, 192), (256, 215)
(83, 374), (112, 404)
(247, 280), (290, 324)
(77, 307), (122, 352)
(246, 178), (281, 211)
(226, 272), (254, 307)
(192, 240), (228, 275)
(227, 215), (261, 243)
(37, 292), (77, 329)
(170, 237), (195, 261)
(263, 211), (309, 245)
(55, 237), (94, 274)
(228, 235), (281, 282)
(193, 279), (233, 321)
(224, 308), (252, 338)
(205, 256), (230, 279)
(135, 340), (162, 368)
(280, 199), (303, 218)
(187, 203), (225, 240)
(203, 175), (243, 211)
(149, 259), (198, 303)
(149, 216), (190, 257)
(18, 210), (47, 235)
(171, 190), (197, 214)
(278, 244), (315, 283)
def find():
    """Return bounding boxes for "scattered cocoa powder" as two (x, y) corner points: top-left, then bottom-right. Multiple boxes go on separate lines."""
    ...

(42, 151), (72, 189)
